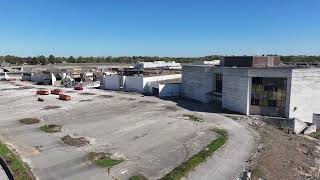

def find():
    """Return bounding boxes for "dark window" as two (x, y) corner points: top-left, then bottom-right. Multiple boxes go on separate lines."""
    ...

(215, 74), (222, 93)
(251, 98), (260, 105)
(268, 100), (277, 107)
(251, 77), (287, 115)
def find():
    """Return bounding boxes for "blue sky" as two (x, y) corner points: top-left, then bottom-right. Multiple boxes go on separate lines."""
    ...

(0, 0), (319, 57)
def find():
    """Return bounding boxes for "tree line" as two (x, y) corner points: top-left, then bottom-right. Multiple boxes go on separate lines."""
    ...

(0, 55), (220, 65)
(1, 55), (320, 65)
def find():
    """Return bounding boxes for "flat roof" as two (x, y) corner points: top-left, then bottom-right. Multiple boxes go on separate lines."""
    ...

(183, 64), (320, 70)
(158, 78), (181, 84)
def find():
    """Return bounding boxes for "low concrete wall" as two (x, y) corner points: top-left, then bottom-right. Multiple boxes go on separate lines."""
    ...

(159, 83), (181, 97)
(101, 75), (122, 90)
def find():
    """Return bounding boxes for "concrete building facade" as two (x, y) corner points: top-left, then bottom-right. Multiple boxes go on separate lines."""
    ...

(182, 56), (320, 134)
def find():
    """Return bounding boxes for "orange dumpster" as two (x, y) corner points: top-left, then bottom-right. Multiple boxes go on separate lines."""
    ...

(59, 94), (71, 101)
(36, 90), (49, 95)
(51, 89), (63, 95)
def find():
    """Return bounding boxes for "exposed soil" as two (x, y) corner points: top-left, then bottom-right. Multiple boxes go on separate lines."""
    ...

(42, 105), (61, 110)
(119, 97), (136, 101)
(19, 118), (40, 124)
(79, 99), (93, 102)
(80, 92), (96, 96)
(163, 105), (178, 111)
(88, 152), (109, 161)
(138, 100), (157, 104)
(40, 124), (62, 133)
(98, 95), (114, 98)
(228, 115), (320, 180)
(61, 135), (90, 147)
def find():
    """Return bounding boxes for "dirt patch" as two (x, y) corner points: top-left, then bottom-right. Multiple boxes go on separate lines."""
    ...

(65, 91), (76, 93)
(80, 92), (96, 96)
(19, 118), (40, 124)
(80, 99), (93, 102)
(98, 95), (114, 99)
(119, 97), (136, 101)
(163, 105), (178, 111)
(40, 124), (62, 133)
(138, 100), (157, 104)
(42, 105), (61, 110)
(18, 86), (34, 90)
(182, 114), (204, 122)
(61, 135), (90, 147)
(229, 115), (320, 180)
(88, 152), (124, 168)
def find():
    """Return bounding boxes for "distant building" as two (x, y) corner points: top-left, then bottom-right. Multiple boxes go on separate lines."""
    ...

(134, 61), (181, 70)
(101, 74), (181, 97)
(182, 56), (320, 134)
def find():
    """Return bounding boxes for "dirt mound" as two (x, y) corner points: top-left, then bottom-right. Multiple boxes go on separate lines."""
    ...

(232, 115), (320, 180)
(61, 135), (90, 147)
(19, 118), (40, 124)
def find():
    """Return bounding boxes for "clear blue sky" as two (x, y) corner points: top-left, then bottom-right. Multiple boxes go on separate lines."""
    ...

(0, 0), (319, 57)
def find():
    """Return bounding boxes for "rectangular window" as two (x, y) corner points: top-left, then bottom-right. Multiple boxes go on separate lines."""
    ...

(251, 77), (287, 117)
(215, 74), (222, 93)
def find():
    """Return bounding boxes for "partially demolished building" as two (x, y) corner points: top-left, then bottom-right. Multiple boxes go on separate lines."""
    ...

(182, 56), (320, 134)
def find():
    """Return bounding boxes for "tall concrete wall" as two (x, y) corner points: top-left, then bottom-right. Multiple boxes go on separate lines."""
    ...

(181, 65), (215, 103)
(289, 69), (320, 124)
(222, 68), (251, 115)
(125, 76), (144, 92)
(101, 75), (122, 90)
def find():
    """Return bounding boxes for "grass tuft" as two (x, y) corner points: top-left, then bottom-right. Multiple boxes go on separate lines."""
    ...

(40, 124), (62, 133)
(129, 175), (148, 180)
(182, 114), (204, 122)
(19, 118), (40, 124)
(309, 131), (320, 140)
(88, 152), (123, 168)
(0, 143), (34, 180)
(251, 168), (266, 179)
(160, 128), (228, 180)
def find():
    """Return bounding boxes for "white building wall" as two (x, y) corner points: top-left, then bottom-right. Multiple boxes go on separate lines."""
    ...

(222, 68), (251, 115)
(125, 74), (181, 93)
(101, 75), (123, 90)
(181, 65), (215, 103)
(125, 76), (144, 92)
(289, 69), (320, 125)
